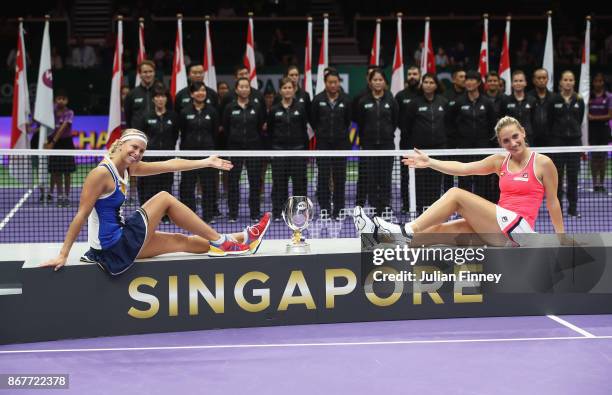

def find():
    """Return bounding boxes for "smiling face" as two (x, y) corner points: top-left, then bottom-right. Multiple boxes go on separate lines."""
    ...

(280, 81), (295, 100)
(370, 73), (385, 92)
(497, 123), (527, 155)
(119, 138), (147, 166)
(190, 86), (207, 104)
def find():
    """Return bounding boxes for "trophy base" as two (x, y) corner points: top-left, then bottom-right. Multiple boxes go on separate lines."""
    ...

(286, 241), (311, 254)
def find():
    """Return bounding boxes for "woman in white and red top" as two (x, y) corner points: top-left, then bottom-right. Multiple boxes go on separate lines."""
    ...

(354, 116), (565, 246)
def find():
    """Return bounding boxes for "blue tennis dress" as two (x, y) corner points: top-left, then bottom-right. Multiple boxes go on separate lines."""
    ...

(81, 157), (148, 275)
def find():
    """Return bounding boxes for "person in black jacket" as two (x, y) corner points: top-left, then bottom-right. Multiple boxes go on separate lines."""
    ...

(174, 63), (219, 114)
(220, 65), (264, 119)
(396, 65), (421, 213)
(446, 70), (497, 202)
(274, 65), (311, 113)
(268, 77), (309, 220)
(404, 73), (448, 213)
(353, 65), (379, 206)
(549, 70), (585, 217)
(484, 71), (503, 117)
(528, 68), (555, 146)
(442, 68), (466, 192)
(224, 77), (266, 221)
(355, 69), (399, 215)
(179, 81), (220, 222)
(124, 60), (158, 129)
(499, 70), (536, 143)
(311, 70), (352, 219)
(137, 85), (179, 209)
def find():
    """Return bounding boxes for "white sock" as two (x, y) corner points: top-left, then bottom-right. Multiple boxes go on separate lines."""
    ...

(210, 234), (226, 246)
(403, 223), (414, 236)
(242, 228), (249, 242)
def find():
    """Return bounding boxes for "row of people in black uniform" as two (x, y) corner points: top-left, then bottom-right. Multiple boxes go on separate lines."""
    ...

(124, 59), (592, 222)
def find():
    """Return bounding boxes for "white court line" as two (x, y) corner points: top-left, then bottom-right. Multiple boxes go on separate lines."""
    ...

(547, 315), (597, 338)
(1, 335), (612, 355)
(0, 189), (32, 232)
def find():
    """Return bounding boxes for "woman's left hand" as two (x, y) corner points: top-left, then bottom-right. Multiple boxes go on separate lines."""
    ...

(204, 155), (233, 171)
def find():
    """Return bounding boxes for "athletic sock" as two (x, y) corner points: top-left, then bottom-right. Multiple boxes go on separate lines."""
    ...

(403, 223), (415, 238)
(210, 234), (227, 247)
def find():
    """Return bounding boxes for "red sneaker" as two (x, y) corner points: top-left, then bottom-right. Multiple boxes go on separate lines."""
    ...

(245, 212), (271, 253)
(208, 238), (250, 257)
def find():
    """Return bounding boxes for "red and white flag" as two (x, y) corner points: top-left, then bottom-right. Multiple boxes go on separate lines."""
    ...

(499, 18), (511, 95)
(243, 16), (257, 89)
(478, 15), (489, 82)
(10, 20), (30, 150)
(106, 18), (123, 147)
(134, 19), (146, 87)
(304, 18), (313, 99)
(579, 17), (591, 146)
(390, 14), (404, 95)
(34, 18), (54, 135)
(171, 16), (188, 101)
(203, 18), (217, 91)
(369, 19), (380, 66)
(543, 12), (554, 91)
(315, 15), (329, 95)
(420, 18), (436, 75)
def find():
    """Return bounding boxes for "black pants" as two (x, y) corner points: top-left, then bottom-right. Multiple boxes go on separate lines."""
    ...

(316, 157), (347, 215)
(180, 167), (217, 221)
(228, 157), (263, 219)
(415, 167), (443, 213)
(137, 157), (174, 206)
(550, 138), (581, 210)
(458, 174), (499, 203)
(271, 157), (307, 217)
(356, 158), (368, 206)
(365, 155), (393, 214)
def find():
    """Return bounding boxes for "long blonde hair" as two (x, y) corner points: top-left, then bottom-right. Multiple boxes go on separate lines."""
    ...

(108, 129), (148, 157)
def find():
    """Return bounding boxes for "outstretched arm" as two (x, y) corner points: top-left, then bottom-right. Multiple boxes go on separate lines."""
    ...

(40, 168), (109, 270)
(129, 155), (233, 177)
(540, 155), (564, 233)
(402, 148), (503, 176)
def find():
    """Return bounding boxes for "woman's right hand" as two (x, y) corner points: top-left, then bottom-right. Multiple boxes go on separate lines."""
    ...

(40, 255), (68, 271)
(402, 148), (430, 168)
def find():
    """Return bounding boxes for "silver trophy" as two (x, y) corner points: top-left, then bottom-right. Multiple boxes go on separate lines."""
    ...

(282, 196), (314, 253)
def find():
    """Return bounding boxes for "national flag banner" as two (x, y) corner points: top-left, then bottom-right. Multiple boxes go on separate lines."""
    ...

(543, 11), (554, 91)
(203, 17), (217, 91)
(303, 17), (313, 99)
(315, 14), (329, 95)
(478, 14), (489, 82)
(244, 14), (258, 89)
(420, 17), (436, 75)
(9, 19), (32, 186)
(390, 13), (404, 96)
(499, 17), (512, 95)
(135, 18), (146, 87)
(106, 17), (123, 147)
(579, 17), (591, 146)
(369, 18), (381, 66)
(171, 15), (188, 101)
(34, 17), (54, 134)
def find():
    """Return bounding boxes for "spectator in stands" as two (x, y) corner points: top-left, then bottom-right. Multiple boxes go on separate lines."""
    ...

(484, 71), (503, 117)
(51, 47), (64, 70)
(138, 84), (179, 215)
(355, 69), (398, 216)
(549, 70), (585, 217)
(500, 70), (536, 143)
(529, 32), (545, 65)
(254, 41), (265, 69)
(271, 28), (295, 66)
(179, 81), (220, 223)
(404, 73), (448, 214)
(604, 33), (612, 65)
(69, 36), (97, 69)
(44, 90), (75, 208)
(413, 42), (423, 66)
(528, 68), (554, 146)
(396, 65), (421, 214)
(124, 60), (158, 129)
(267, 77), (309, 220)
(175, 63), (219, 114)
(449, 42), (468, 67)
(311, 69), (352, 219)
(224, 77), (266, 221)
(435, 47), (449, 68)
(514, 38), (532, 67)
(587, 72), (612, 192)
(446, 70), (497, 202)
(442, 68), (466, 192)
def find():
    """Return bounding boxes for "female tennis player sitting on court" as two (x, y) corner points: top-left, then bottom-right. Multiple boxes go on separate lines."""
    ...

(41, 129), (271, 275)
(354, 116), (564, 247)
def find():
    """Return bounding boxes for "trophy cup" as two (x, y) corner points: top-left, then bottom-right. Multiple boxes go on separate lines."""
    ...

(282, 196), (314, 253)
